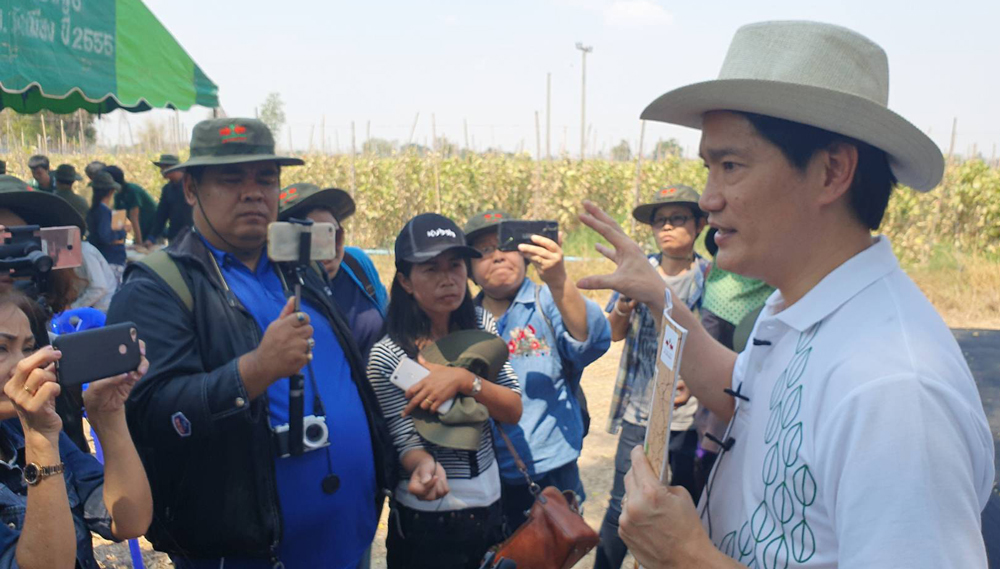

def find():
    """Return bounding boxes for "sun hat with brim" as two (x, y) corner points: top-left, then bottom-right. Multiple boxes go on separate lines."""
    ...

(90, 171), (121, 192)
(165, 118), (305, 173)
(278, 183), (356, 223)
(394, 213), (481, 268)
(152, 154), (181, 168)
(54, 164), (83, 183)
(632, 185), (704, 225)
(410, 330), (510, 451)
(640, 21), (944, 192)
(0, 175), (85, 230)
(463, 209), (512, 245)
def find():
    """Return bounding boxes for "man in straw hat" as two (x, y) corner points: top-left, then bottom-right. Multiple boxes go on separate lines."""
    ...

(577, 21), (993, 568)
(106, 118), (392, 568)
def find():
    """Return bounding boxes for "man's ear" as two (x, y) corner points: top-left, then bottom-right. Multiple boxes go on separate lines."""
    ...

(817, 141), (858, 207)
(183, 173), (198, 207)
(396, 271), (414, 295)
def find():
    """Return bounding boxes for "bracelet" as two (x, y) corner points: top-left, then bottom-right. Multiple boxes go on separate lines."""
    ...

(613, 302), (630, 318)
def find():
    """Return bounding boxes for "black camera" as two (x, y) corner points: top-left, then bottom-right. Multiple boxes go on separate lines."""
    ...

(273, 415), (330, 458)
(0, 225), (53, 278)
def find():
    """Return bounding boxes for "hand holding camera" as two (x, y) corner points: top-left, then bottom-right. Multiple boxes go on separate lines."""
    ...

(518, 232), (568, 290)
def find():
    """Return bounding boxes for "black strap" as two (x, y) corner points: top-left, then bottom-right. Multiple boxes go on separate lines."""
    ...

(341, 251), (376, 298)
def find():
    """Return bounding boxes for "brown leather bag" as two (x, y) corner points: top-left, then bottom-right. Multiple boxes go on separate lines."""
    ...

(489, 429), (600, 569)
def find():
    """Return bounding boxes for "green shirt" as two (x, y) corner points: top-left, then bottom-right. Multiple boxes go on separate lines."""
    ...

(113, 182), (157, 240)
(702, 265), (775, 326)
(54, 188), (91, 228)
(29, 174), (57, 193)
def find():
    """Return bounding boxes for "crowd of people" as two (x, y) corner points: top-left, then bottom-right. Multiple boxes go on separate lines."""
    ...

(0, 18), (994, 569)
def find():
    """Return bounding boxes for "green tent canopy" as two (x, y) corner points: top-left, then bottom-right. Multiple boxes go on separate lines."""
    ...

(0, 0), (218, 114)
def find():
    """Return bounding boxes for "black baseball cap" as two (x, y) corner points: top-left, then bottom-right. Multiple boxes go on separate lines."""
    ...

(394, 213), (481, 268)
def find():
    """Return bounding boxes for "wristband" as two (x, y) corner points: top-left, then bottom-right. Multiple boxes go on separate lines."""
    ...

(613, 302), (630, 318)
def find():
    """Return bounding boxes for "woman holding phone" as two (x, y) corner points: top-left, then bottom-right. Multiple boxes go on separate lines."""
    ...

(367, 213), (522, 569)
(0, 289), (152, 569)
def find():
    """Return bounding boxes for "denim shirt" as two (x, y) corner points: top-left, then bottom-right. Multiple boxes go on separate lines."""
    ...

(483, 279), (611, 481)
(0, 419), (113, 569)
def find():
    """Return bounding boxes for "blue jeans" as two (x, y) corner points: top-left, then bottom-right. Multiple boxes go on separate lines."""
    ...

(500, 459), (586, 533)
(594, 422), (699, 569)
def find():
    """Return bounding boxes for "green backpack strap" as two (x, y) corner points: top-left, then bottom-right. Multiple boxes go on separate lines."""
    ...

(137, 250), (193, 312)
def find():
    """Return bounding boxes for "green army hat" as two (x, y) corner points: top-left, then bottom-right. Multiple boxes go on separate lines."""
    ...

(278, 183), (356, 223)
(152, 154), (181, 168)
(165, 118), (305, 173)
(54, 164), (83, 183)
(90, 171), (120, 191)
(0, 175), (85, 230)
(463, 209), (512, 244)
(411, 330), (510, 451)
(632, 184), (704, 225)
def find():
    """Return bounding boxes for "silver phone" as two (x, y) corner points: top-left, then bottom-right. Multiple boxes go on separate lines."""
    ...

(267, 222), (337, 262)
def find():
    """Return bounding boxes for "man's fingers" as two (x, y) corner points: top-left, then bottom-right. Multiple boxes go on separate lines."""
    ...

(594, 242), (616, 262)
(528, 234), (560, 252)
(576, 273), (616, 291)
(278, 296), (296, 319)
(629, 444), (658, 483)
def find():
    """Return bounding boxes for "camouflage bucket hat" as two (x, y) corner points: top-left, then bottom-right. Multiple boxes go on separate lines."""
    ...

(463, 209), (512, 244)
(632, 184), (704, 224)
(90, 171), (121, 192)
(278, 183), (356, 222)
(0, 175), (85, 230)
(152, 154), (181, 167)
(165, 118), (305, 173)
(54, 164), (83, 183)
(411, 330), (510, 451)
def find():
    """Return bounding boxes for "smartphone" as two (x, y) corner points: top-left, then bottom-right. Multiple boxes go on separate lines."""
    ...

(497, 220), (559, 252)
(0, 225), (83, 277)
(111, 209), (128, 231)
(389, 357), (454, 415)
(53, 322), (142, 387)
(267, 222), (337, 262)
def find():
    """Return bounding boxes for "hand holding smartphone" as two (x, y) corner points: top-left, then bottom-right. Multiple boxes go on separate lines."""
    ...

(390, 358), (455, 414)
(53, 322), (142, 387)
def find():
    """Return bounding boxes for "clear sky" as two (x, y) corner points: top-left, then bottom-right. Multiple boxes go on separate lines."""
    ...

(104, 0), (1000, 160)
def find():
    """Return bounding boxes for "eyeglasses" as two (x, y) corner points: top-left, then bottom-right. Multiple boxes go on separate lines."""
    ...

(651, 214), (693, 229)
(474, 244), (498, 256)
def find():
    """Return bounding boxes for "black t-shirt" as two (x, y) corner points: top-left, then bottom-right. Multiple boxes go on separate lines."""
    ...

(330, 260), (384, 360)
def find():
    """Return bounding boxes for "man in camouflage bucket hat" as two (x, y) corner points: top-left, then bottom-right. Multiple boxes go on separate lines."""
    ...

(53, 164), (91, 222)
(279, 183), (387, 359)
(106, 118), (393, 567)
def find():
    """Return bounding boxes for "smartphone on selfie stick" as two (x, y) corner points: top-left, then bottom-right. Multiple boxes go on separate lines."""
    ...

(267, 219), (337, 457)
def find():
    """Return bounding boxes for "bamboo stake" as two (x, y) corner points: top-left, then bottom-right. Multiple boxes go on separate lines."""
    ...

(630, 121), (647, 236)
(431, 114), (441, 211)
(60, 119), (66, 154)
(535, 111), (542, 161)
(408, 113), (420, 146)
(349, 122), (357, 200)
(40, 115), (48, 155)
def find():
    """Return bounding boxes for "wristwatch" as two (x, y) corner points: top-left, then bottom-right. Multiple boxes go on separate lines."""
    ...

(470, 375), (483, 396)
(22, 462), (65, 486)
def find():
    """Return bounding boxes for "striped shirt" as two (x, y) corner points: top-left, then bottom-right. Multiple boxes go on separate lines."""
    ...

(367, 308), (521, 483)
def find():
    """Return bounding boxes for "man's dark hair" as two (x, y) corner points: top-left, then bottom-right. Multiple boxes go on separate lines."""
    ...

(28, 155), (49, 170)
(386, 260), (478, 358)
(104, 165), (127, 185)
(739, 112), (897, 230)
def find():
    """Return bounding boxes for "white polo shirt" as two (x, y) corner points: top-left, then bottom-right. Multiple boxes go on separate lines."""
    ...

(700, 237), (994, 569)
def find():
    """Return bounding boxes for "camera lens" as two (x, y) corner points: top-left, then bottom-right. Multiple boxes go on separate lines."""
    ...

(303, 420), (328, 449)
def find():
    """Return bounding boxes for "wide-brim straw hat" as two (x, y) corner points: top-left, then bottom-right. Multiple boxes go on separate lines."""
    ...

(640, 21), (944, 192)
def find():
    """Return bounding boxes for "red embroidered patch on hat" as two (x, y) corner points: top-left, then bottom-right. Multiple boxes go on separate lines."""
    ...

(279, 187), (298, 202)
(659, 187), (677, 196)
(484, 213), (503, 221)
(219, 124), (249, 144)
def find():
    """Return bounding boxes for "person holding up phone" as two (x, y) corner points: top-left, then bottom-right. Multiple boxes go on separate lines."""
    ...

(85, 171), (127, 286)
(463, 210), (611, 531)
(0, 289), (152, 569)
(106, 118), (393, 569)
(367, 213), (522, 569)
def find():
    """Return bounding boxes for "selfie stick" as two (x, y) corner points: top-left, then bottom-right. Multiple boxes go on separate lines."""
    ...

(287, 221), (313, 457)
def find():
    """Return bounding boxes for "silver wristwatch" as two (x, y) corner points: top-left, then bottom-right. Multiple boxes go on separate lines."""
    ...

(470, 375), (483, 396)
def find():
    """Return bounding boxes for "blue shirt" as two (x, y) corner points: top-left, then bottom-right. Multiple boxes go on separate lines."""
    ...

(0, 420), (112, 569)
(485, 279), (611, 481)
(85, 203), (126, 266)
(331, 247), (387, 360)
(189, 238), (376, 569)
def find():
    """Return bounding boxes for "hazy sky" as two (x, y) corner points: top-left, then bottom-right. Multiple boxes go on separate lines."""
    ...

(102, 0), (1000, 159)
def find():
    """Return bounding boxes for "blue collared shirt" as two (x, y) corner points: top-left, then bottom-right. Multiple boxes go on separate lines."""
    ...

(190, 237), (376, 569)
(0, 419), (112, 569)
(485, 279), (611, 481)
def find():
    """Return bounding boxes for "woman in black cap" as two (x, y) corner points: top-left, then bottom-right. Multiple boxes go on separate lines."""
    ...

(368, 213), (522, 569)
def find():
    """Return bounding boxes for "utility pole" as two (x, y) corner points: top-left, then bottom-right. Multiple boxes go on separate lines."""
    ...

(575, 42), (592, 161)
(546, 72), (551, 159)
